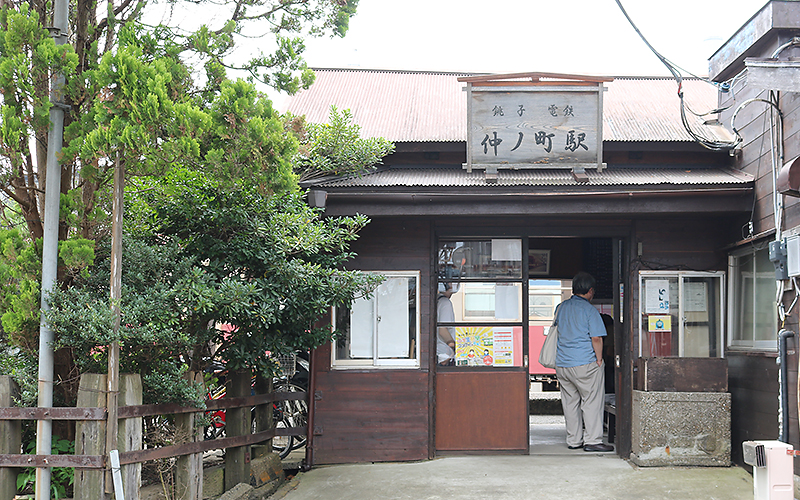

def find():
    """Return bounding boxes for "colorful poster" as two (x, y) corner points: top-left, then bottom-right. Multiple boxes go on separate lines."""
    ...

(455, 327), (494, 366)
(454, 327), (517, 366)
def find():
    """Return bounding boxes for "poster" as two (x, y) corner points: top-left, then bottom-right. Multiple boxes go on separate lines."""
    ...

(648, 315), (672, 332)
(454, 327), (517, 366)
(684, 282), (708, 312)
(455, 327), (494, 366)
(494, 284), (519, 320)
(645, 279), (670, 313)
(491, 239), (522, 261)
(492, 328), (514, 366)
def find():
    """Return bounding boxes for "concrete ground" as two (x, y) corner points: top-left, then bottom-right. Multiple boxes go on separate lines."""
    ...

(269, 414), (755, 500)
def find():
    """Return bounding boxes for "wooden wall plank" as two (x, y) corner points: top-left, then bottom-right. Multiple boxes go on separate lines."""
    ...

(312, 369), (430, 464)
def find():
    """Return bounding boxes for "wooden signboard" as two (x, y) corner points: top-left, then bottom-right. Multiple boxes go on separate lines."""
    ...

(459, 72), (612, 181)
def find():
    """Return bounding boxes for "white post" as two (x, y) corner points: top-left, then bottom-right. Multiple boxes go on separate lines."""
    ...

(35, 0), (68, 494)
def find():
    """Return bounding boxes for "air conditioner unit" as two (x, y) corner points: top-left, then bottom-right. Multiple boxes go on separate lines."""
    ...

(743, 441), (794, 500)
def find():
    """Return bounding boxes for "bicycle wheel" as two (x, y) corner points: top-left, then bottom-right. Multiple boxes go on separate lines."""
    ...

(275, 382), (308, 450)
(272, 411), (294, 458)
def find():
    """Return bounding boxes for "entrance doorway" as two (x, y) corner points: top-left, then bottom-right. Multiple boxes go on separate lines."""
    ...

(527, 237), (618, 455)
(434, 235), (621, 456)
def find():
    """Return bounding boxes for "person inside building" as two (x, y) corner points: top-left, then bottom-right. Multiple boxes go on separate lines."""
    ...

(601, 313), (615, 395)
(555, 272), (614, 452)
(436, 283), (457, 365)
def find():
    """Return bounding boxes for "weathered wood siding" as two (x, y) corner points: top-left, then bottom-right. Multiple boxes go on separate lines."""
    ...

(727, 352), (780, 466)
(312, 359), (431, 464)
(311, 218), (433, 464)
(716, 32), (800, 473)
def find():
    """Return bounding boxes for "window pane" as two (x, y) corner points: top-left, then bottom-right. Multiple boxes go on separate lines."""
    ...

(683, 277), (721, 357)
(348, 294), (375, 358)
(442, 282), (523, 323)
(754, 249), (777, 341)
(731, 253), (754, 342)
(335, 274), (418, 365)
(729, 247), (777, 347)
(438, 240), (522, 279)
(376, 277), (412, 358)
(641, 277), (679, 357)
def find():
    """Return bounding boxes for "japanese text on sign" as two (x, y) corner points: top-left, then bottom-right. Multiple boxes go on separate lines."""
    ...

(468, 89), (600, 166)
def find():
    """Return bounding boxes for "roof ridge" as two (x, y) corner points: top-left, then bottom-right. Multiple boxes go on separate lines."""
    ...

(309, 68), (709, 81)
(310, 67), (481, 77)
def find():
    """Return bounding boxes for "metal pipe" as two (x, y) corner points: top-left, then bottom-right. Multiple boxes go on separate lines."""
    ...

(35, 0), (68, 494)
(778, 328), (795, 443)
(304, 347), (317, 471)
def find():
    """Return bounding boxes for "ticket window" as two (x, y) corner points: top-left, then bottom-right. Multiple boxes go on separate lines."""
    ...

(638, 271), (725, 358)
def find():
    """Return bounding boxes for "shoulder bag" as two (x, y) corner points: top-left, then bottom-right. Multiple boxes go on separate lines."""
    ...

(538, 304), (561, 369)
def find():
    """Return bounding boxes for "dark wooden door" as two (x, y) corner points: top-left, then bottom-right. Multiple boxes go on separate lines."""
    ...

(434, 370), (528, 452)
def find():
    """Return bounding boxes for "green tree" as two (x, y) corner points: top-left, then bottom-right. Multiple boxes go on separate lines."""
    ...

(44, 169), (380, 403)
(291, 105), (395, 183)
(0, 0), (359, 247)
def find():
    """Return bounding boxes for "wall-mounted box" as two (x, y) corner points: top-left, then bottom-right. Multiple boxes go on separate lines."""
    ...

(787, 235), (800, 277)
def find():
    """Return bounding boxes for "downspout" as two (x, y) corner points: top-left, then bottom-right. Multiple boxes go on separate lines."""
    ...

(778, 328), (795, 443)
(304, 347), (317, 471)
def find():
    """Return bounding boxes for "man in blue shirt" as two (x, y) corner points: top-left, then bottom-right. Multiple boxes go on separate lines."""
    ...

(555, 272), (614, 452)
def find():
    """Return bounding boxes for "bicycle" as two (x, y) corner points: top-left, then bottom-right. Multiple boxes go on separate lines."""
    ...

(203, 353), (309, 459)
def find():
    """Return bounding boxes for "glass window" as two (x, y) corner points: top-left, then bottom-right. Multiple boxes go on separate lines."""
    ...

(450, 282), (523, 323)
(639, 271), (725, 358)
(729, 246), (778, 350)
(438, 240), (522, 280)
(333, 272), (419, 368)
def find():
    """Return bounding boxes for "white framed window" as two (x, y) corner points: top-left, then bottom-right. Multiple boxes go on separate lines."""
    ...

(638, 271), (725, 358)
(728, 245), (778, 350)
(332, 271), (420, 368)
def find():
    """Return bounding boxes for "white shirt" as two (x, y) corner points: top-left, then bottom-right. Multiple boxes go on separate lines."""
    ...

(437, 295), (456, 363)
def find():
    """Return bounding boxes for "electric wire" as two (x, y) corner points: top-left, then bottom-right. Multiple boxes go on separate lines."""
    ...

(614, 0), (740, 151)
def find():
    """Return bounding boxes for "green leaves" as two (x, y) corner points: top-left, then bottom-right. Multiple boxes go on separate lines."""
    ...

(293, 105), (395, 182)
(79, 38), (209, 177)
(203, 79), (297, 193)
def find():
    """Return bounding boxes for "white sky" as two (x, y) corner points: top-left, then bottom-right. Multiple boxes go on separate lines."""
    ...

(298, 0), (769, 77)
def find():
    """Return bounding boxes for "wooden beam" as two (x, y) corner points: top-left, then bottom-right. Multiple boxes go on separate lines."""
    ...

(0, 407), (106, 420)
(0, 454), (104, 469)
(458, 71), (614, 83)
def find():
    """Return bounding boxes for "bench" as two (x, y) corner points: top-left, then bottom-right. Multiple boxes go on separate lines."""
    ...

(604, 394), (616, 444)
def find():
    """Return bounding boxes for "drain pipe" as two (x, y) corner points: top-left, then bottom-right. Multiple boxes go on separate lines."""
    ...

(778, 328), (795, 443)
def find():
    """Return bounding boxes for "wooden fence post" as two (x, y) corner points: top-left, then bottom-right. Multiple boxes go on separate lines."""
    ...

(224, 370), (251, 489)
(251, 375), (272, 460)
(119, 374), (142, 500)
(74, 374), (108, 500)
(175, 371), (202, 500)
(0, 376), (21, 500)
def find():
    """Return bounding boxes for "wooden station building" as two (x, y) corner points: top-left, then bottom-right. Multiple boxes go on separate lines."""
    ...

(280, 0), (800, 472)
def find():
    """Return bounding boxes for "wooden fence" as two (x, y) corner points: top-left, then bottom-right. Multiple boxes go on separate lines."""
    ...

(0, 372), (307, 500)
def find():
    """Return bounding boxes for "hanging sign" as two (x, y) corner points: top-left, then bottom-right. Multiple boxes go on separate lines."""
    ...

(459, 73), (612, 181)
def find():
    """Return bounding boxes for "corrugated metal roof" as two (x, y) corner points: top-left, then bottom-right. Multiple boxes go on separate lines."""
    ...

(279, 69), (730, 143)
(315, 166), (754, 189)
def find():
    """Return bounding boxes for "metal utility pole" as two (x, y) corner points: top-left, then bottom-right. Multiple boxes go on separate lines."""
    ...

(35, 0), (69, 494)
